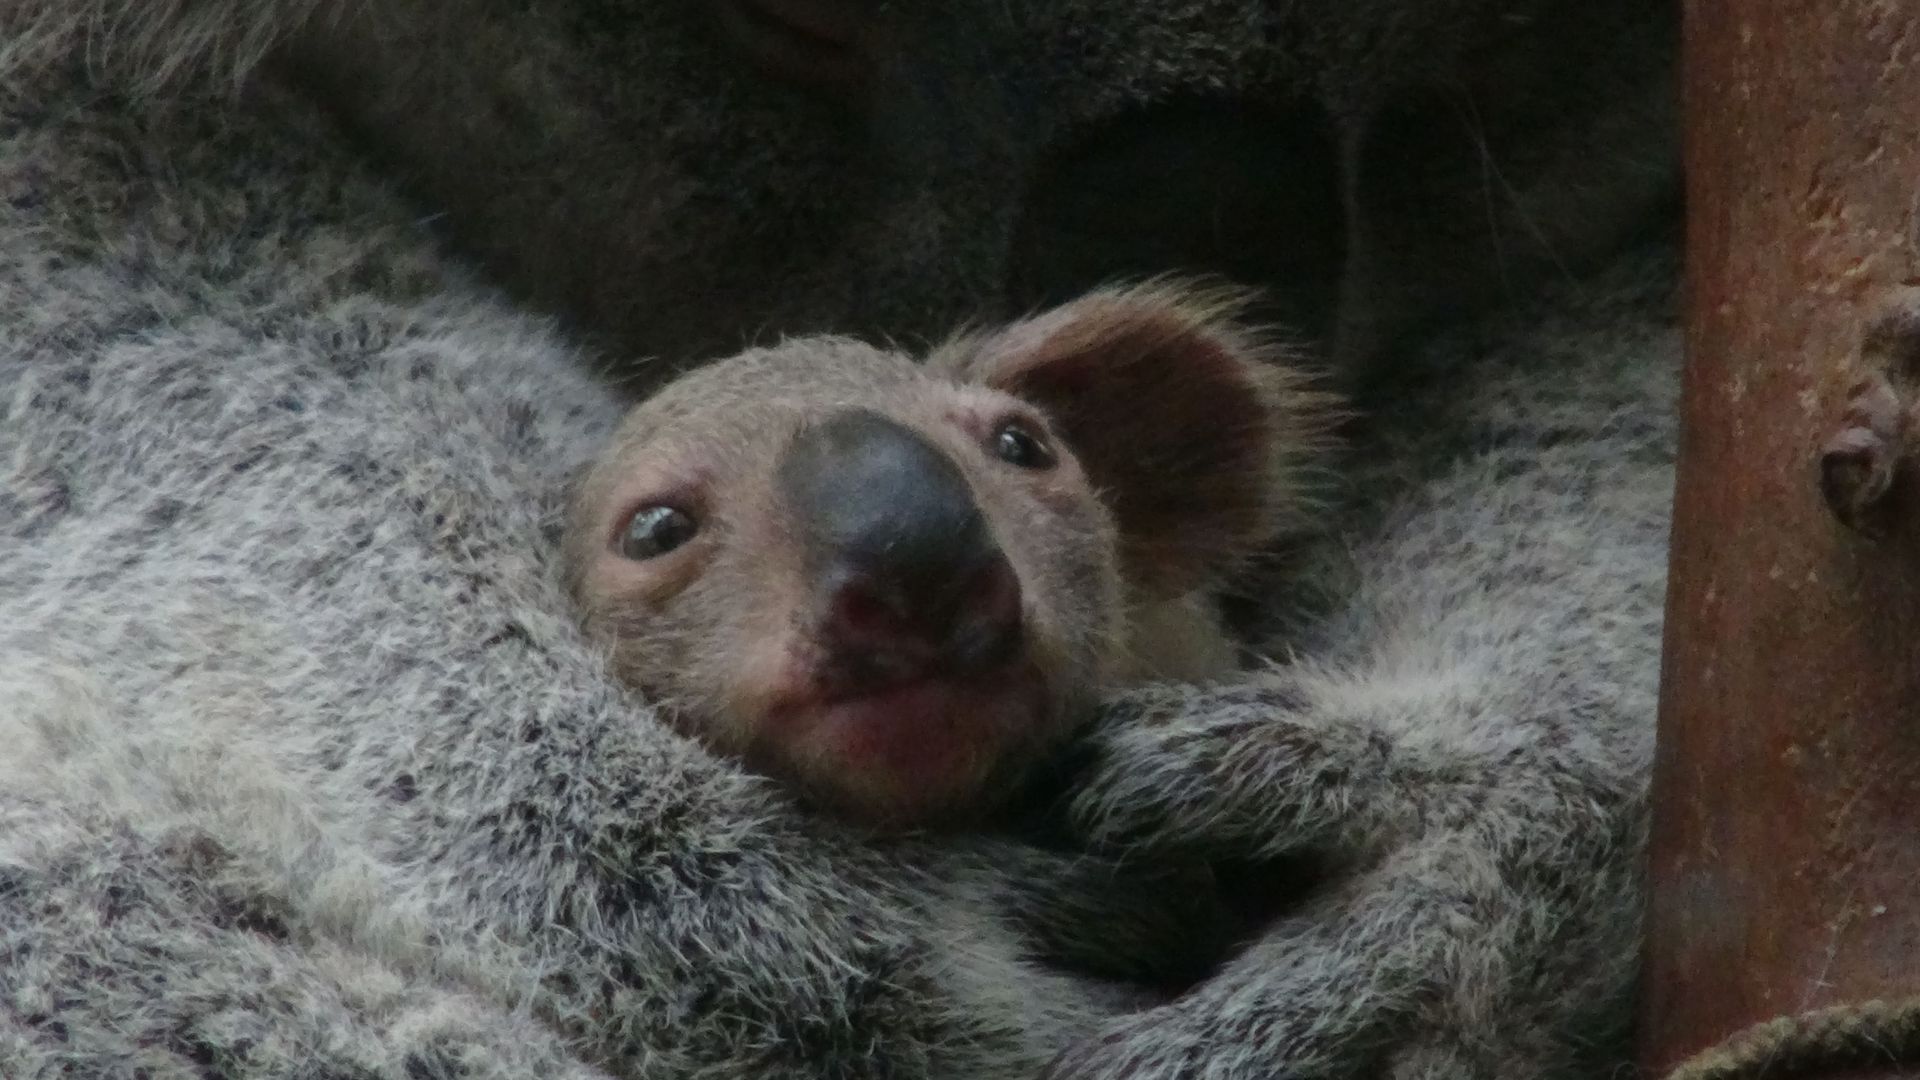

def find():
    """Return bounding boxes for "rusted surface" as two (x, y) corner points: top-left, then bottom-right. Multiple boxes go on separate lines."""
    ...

(1818, 295), (1920, 537)
(1641, 1), (1920, 1076)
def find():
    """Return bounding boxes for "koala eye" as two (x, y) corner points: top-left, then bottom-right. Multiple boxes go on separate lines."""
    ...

(991, 420), (1057, 470)
(620, 505), (700, 560)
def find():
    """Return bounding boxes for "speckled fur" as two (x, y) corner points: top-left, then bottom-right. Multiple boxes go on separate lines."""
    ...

(2, 3), (1677, 1078)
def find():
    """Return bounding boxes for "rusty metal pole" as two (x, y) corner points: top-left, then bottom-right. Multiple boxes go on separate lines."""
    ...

(1641, 1), (1920, 1077)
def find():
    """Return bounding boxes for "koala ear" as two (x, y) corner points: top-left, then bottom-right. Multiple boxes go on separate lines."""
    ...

(936, 282), (1336, 598)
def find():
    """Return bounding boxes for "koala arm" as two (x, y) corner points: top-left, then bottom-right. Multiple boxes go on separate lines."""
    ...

(1046, 252), (1679, 1079)
(1055, 665), (1639, 867)
(1044, 675), (1644, 1079)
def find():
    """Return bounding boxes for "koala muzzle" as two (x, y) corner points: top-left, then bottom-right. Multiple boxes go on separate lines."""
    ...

(778, 408), (1023, 680)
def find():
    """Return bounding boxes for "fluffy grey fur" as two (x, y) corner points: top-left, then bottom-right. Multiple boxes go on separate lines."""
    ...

(1, 2), (1678, 1077)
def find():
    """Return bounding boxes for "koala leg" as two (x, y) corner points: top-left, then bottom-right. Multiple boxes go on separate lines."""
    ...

(0, 816), (615, 1080)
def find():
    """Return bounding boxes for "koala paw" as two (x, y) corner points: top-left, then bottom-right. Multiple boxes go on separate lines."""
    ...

(1062, 675), (1392, 862)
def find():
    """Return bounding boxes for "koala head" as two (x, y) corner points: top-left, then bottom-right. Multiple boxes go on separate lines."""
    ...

(564, 283), (1331, 829)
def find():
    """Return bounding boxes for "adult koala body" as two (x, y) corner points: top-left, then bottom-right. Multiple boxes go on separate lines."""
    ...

(0, 64), (1224, 1080)
(0, 1), (1679, 1079)
(7, 0), (1676, 378)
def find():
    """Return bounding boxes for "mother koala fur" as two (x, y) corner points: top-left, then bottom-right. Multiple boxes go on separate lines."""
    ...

(0, 1), (1679, 1078)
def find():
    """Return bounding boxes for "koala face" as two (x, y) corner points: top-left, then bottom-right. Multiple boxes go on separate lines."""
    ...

(565, 284), (1331, 829)
(567, 341), (1124, 828)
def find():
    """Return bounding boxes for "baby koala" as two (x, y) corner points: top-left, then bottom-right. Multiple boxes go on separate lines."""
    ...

(564, 283), (1331, 830)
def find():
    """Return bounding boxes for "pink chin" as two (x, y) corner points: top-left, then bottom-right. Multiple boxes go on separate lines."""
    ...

(781, 674), (1047, 814)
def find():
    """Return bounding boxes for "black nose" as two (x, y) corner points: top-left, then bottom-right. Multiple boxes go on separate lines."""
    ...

(778, 409), (1022, 672)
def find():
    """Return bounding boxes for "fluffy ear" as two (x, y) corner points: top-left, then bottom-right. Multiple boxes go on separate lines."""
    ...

(936, 282), (1336, 598)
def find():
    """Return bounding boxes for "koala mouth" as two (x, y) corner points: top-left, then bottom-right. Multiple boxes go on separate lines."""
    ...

(766, 663), (1054, 822)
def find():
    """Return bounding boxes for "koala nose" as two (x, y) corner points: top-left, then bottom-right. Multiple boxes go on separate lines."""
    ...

(778, 408), (1024, 672)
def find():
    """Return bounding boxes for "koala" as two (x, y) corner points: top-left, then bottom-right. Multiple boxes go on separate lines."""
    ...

(564, 285), (1331, 828)
(0, 105), (1255, 1079)
(0, 0), (1680, 1078)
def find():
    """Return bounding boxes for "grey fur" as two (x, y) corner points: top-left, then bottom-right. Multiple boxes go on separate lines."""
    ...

(1, 2), (1678, 1078)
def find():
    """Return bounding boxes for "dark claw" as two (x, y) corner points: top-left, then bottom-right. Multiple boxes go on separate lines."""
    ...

(1823, 290), (1920, 537)
(1820, 371), (1907, 536)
